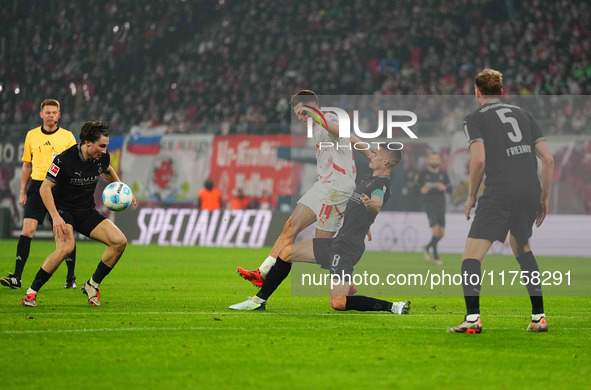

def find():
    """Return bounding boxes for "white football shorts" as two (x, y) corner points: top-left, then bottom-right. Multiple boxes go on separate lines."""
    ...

(297, 181), (351, 232)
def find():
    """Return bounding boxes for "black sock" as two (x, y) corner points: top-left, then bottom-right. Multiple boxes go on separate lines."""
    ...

(516, 251), (544, 314)
(256, 257), (291, 301)
(65, 245), (76, 278)
(345, 295), (393, 311)
(91, 261), (113, 285)
(14, 235), (32, 279)
(432, 236), (441, 259)
(30, 268), (53, 292)
(426, 235), (433, 250)
(462, 258), (482, 315)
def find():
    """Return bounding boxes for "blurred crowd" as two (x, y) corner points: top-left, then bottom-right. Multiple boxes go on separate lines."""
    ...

(1, 0), (590, 134)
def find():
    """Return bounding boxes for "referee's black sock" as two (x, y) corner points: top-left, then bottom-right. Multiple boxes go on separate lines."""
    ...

(345, 295), (393, 311)
(65, 245), (76, 278)
(30, 267), (53, 292)
(14, 235), (32, 279)
(462, 258), (481, 316)
(256, 257), (291, 301)
(516, 251), (544, 315)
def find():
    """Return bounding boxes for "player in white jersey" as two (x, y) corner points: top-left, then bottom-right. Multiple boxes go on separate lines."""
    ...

(237, 90), (369, 288)
(299, 109), (356, 231)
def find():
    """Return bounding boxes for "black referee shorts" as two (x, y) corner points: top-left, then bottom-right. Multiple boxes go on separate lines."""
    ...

(58, 208), (106, 238)
(23, 180), (49, 224)
(313, 238), (363, 277)
(424, 202), (446, 227)
(468, 194), (540, 245)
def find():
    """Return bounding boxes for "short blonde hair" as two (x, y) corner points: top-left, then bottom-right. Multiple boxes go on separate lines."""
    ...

(40, 99), (60, 111)
(475, 69), (503, 95)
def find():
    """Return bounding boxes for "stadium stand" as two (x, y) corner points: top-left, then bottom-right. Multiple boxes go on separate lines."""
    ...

(1, 0), (590, 133)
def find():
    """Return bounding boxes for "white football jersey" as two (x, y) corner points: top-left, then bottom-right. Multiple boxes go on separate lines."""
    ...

(311, 112), (356, 193)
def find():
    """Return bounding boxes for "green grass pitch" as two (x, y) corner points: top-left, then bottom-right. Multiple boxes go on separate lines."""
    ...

(0, 240), (589, 389)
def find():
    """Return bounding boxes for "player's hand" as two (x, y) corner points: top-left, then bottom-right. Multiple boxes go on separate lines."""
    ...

(536, 199), (549, 227)
(131, 194), (137, 207)
(361, 193), (372, 208)
(420, 185), (429, 194)
(52, 215), (68, 238)
(366, 229), (372, 241)
(19, 193), (27, 207)
(464, 196), (476, 220)
(437, 182), (446, 191)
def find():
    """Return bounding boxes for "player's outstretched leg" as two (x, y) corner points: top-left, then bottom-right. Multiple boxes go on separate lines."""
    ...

(236, 217), (293, 286)
(228, 297), (266, 311)
(236, 267), (264, 287)
(231, 257), (292, 310)
(330, 282), (410, 315)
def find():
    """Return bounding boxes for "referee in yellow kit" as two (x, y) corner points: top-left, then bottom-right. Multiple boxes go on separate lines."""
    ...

(1, 99), (78, 289)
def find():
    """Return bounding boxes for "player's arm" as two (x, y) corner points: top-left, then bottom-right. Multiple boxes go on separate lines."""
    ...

(466, 141), (485, 220)
(418, 171), (430, 194)
(19, 161), (32, 207)
(361, 191), (384, 214)
(299, 106), (343, 137)
(102, 165), (120, 183)
(102, 165), (137, 206)
(40, 179), (68, 237)
(349, 135), (373, 159)
(534, 140), (554, 227)
(438, 172), (452, 193)
(20, 133), (33, 207)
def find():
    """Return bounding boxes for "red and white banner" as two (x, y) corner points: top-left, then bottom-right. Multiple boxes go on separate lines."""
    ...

(121, 133), (214, 203)
(209, 135), (302, 202)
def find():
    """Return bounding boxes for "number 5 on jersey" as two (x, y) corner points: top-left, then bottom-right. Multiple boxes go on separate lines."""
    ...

(496, 108), (523, 142)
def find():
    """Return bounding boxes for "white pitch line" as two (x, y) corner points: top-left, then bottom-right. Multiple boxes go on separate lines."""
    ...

(0, 311), (588, 319)
(1, 325), (399, 334)
(4, 325), (591, 335)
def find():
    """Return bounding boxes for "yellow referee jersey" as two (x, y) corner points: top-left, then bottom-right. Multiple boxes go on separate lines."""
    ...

(22, 126), (77, 181)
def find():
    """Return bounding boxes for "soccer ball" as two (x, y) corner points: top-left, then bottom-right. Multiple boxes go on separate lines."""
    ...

(102, 182), (133, 212)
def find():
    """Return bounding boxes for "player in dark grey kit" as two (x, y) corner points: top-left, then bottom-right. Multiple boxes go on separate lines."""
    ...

(21, 121), (136, 307)
(418, 152), (451, 265)
(230, 147), (410, 314)
(448, 69), (554, 333)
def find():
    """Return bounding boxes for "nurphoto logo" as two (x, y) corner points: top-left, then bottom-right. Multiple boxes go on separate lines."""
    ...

(306, 106), (418, 150)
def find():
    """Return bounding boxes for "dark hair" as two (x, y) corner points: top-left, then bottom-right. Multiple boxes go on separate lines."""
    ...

(289, 90), (318, 107)
(383, 148), (402, 168)
(475, 69), (503, 95)
(79, 121), (110, 143)
(40, 99), (60, 111)
(204, 178), (214, 191)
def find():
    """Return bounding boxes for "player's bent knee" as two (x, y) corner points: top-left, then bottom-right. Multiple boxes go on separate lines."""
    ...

(330, 296), (347, 311)
(57, 241), (76, 259)
(21, 219), (38, 237)
(106, 232), (127, 253)
(113, 235), (128, 251)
